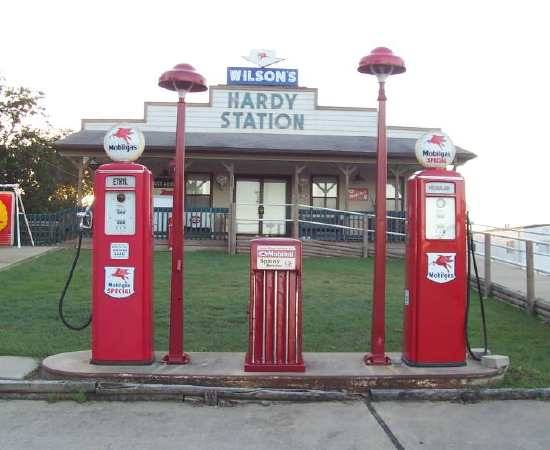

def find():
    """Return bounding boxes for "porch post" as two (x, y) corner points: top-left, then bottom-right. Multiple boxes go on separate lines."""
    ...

(76, 156), (89, 206)
(292, 166), (305, 239)
(394, 167), (401, 211)
(362, 213), (369, 258)
(389, 166), (403, 212)
(223, 162), (235, 255)
(338, 166), (357, 211)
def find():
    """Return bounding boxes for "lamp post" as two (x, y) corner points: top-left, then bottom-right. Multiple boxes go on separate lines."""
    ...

(158, 63), (207, 364)
(357, 47), (406, 365)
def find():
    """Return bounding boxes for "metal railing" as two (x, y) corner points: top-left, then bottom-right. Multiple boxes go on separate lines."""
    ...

(19, 204), (407, 246)
(24, 207), (87, 246)
(298, 204), (406, 242)
(471, 230), (550, 275)
(471, 227), (550, 317)
(154, 207), (229, 240)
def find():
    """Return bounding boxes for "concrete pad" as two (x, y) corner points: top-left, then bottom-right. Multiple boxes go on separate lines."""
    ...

(375, 400), (550, 450)
(0, 356), (39, 380)
(41, 351), (507, 391)
(0, 246), (58, 272)
(481, 354), (510, 369)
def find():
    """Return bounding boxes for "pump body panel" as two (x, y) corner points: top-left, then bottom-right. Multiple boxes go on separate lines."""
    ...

(403, 169), (467, 366)
(91, 162), (154, 364)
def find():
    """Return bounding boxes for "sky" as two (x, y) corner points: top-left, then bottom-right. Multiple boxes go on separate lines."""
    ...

(1, 0), (548, 227)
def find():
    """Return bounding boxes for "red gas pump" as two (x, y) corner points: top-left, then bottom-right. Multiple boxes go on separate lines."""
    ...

(402, 168), (467, 366)
(57, 126), (154, 364)
(91, 162), (154, 364)
(245, 238), (305, 372)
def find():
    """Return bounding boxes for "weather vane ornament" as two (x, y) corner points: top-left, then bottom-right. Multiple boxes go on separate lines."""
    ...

(242, 49), (285, 68)
(415, 132), (456, 168)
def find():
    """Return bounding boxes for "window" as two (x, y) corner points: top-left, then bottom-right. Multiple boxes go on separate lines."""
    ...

(386, 183), (402, 210)
(185, 174), (211, 208)
(312, 177), (338, 209)
(386, 183), (402, 200)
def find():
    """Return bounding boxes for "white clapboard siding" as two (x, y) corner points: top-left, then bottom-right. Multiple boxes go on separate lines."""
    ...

(83, 86), (436, 139)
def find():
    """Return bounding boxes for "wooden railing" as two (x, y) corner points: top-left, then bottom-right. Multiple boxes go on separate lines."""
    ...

(472, 230), (550, 318)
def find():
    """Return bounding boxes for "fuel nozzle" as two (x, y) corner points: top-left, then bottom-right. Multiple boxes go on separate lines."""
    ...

(77, 203), (94, 230)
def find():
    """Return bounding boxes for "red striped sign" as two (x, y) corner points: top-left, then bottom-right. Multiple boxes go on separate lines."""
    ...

(0, 192), (15, 246)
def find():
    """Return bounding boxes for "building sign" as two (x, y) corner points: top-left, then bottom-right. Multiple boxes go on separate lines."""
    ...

(242, 49), (285, 67)
(415, 132), (455, 168)
(227, 67), (298, 87)
(348, 188), (369, 201)
(426, 253), (456, 284)
(221, 91), (304, 130)
(0, 191), (15, 246)
(103, 125), (145, 162)
(227, 49), (297, 87)
(257, 245), (296, 270)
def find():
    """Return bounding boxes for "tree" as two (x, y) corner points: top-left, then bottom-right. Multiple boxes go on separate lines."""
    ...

(0, 77), (84, 212)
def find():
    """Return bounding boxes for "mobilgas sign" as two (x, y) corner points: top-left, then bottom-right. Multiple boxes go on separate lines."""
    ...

(227, 67), (298, 87)
(104, 124), (145, 162)
(415, 132), (456, 168)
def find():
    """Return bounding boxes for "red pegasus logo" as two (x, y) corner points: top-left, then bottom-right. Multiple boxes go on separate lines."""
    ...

(427, 134), (446, 146)
(112, 127), (133, 144)
(111, 268), (130, 281)
(433, 255), (453, 272)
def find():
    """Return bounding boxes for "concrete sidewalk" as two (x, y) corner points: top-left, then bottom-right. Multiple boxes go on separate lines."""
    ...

(0, 246), (58, 272)
(1, 399), (549, 450)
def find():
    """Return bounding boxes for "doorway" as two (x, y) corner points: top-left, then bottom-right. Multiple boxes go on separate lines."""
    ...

(235, 178), (288, 235)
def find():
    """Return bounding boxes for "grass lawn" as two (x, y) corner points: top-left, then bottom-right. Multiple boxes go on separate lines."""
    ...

(1, 249), (549, 387)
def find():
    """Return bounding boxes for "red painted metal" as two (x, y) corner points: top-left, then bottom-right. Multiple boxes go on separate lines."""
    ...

(358, 47), (406, 76)
(91, 162), (154, 364)
(159, 64), (207, 365)
(163, 98), (190, 364)
(158, 64), (208, 94)
(245, 238), (305, 372)
(364, 81), (392, 365)
(167, 216), (173, 250)
(403, 169), (467, 366)
(358, 47), (405, 366)
(0, 191), (15, 246)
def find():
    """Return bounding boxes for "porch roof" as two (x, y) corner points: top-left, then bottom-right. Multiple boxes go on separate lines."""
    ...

(56, 130), (476, 162)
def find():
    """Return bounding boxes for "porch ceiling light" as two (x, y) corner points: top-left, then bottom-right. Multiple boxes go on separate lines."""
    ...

(158, 63), (207, 99)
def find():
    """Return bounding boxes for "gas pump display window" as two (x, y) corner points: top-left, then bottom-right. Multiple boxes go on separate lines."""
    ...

(105, 191), (136, 235)
(425, 196), (455, 240)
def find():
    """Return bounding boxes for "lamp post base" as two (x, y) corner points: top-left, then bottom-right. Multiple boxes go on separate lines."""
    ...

(364, 353), (392, 366)
(162, 353), (191, 365)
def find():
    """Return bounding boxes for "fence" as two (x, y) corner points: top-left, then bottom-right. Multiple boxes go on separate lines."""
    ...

(298, 205), (406, 243)
(153, 207), (229, 240)
(24, 207), (85, 245)
(471, 227), (550, 320)
(21, 207), (229, 245)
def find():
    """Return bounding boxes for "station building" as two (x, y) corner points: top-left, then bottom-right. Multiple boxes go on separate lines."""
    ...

(56, 65), (475, 243)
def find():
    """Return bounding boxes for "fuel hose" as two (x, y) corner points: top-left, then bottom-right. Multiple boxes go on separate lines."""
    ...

(465, 212), (489, 361)
(58, 231), (92, 331)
